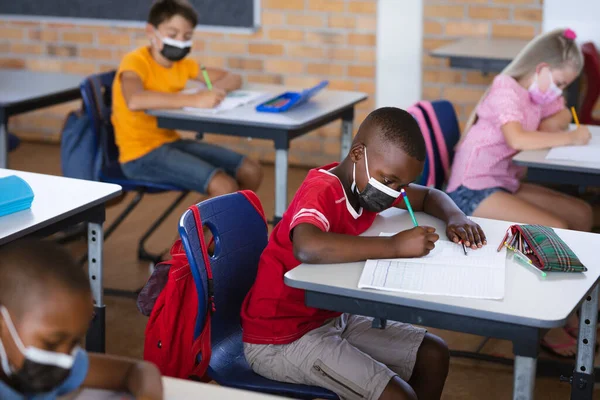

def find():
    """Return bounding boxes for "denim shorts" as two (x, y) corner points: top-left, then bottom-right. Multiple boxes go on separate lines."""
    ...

(447, 185), (508, 216)
(121, 139), (245, 194)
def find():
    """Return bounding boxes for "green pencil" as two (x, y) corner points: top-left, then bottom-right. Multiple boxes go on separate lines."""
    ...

(400, 189), (418, 227)
(201, 65), (213, 91)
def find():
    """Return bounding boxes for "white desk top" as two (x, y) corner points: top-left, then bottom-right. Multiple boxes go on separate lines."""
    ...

(431, 37), (528, 61)
(513, 124), (600, 173)
(0, 169), (122, 245)
(163, 377), (285, 399)
(285, 209), (600, 328)
(149, 84), (367, 130)
(0, 69), (83, 106)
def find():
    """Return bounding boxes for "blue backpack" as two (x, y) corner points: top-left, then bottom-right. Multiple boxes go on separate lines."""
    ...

(60, 108), (101, 181)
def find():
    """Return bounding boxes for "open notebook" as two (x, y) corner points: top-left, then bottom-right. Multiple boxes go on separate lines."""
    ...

(358, 234), (507, 300)
(183, 89), (266, 114)
(546, 136), (600, 164)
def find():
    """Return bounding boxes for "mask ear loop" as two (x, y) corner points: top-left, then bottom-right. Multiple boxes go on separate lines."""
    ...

(0, 307), (26, 355)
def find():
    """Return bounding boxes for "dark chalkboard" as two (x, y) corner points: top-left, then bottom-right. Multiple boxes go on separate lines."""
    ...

(0, 0), (257, 29)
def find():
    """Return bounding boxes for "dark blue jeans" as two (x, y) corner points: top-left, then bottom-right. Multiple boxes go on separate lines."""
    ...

(121, 139), (245, 194)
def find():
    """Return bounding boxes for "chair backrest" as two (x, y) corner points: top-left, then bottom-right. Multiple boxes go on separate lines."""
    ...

(178, 191), (268, 348)
(80, 71), (121, 175)
(430, 99), (460, 164)
(580, 42), (600, 125)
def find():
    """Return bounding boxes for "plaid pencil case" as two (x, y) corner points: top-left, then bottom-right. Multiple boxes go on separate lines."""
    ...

(502, 224), (587, 273)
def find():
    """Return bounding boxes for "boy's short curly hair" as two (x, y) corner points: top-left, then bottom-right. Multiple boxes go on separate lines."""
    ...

(148, 0), (198, 28)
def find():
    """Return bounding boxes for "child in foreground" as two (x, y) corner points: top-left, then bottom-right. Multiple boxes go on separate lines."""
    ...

(446, 28), (593, 357)
(242, 107), (487, 400)
(0, 240), (162, 400)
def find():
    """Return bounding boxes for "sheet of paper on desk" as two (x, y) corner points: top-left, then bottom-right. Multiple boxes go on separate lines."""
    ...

(546, 136), (600, 163)
(58, 389), (133, 399)
(358, 235), (507, 299)
(183, 90), (266, 114)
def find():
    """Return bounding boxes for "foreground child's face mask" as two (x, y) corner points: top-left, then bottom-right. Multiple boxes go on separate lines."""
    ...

(154, 29), (192, 62)
(0, 306), (79, 394)
(351, 147), (401, 213)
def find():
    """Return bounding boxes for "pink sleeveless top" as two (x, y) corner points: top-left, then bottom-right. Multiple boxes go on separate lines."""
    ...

(447, 75), (565, 194)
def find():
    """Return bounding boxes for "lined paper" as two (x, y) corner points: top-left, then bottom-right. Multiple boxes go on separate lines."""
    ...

(358, 236), (507, 299)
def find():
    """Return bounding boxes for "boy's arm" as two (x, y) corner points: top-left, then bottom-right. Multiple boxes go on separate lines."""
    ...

(539, 108), (572, 132)
(196, 67), (242, 92)
(399, 185), (486, 248)
(121, 71), (224, 111)
(83, 353), (163, 400)
(292, 223), (439, 264)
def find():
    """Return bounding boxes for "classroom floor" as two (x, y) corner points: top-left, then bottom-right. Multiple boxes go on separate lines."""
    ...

(8, 142), (600, 399)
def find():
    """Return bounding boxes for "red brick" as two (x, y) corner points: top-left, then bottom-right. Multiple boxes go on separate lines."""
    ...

(80, 47), (112, 60)
(227, 58), (264, 71)
(249, 43), (284, 55)
(514, 8), (543, 22)
(306, 63), (345, 76)
(98, 32), (131, 46)
(443, 86), (486, 103)
(264, 59), (303, 74)
(209, 41), (248, 53)
(62, 31), (94, 44)
(63, 62), (98, 75)
(356, 49), (375, 63)
(328, 16), (356, 29)
(46, 44), (78, 57)
(268, 29), (304, 42)
(308, 0), (345, 12)
(327, 48), (355, 61)
(422, 86), (442, 100)
(423, 70), (463, 84)
(347, 1), (377, 14)
(348, 33), (376, 46)
(445, 22), (489, 37)
(29, 29), (59, 42)
(465, 71), (497, 85)
(285, 76), (323, 88)
(357, 81), (375, 94)
(0, 27), (24, 40)
(10, 43), (43, 55)
(306, 32), (345, 45)
(262, 10), (285, 25)
(27, 58), (63, 72)
(468, 6), (510, 20)
(424, 5), (465, 18)
(287, 45), (324, 59)
(492, 23), (536, 39)
(356, 16), (376, 31)
(348, 65), (375, 78)
(424, 21), (443, 35)
(287, 14), (325, 27)
(195, 55), (226, 68)
(247, 74), (284, 84)
(328, 79), (356, 91)
(263, 0), (304, 10)
(0, 58), (26, 69)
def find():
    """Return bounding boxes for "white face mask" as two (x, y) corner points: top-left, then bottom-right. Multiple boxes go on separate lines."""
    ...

(351, 147), (401, 213)
(0, 306), (79, 393)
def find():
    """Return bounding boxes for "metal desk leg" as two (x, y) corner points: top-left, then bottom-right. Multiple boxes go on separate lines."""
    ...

(571, 284), (599, 400)
(340, 109), (354, 161)
(514, 355), (537, 400)
(0, 108), (7, 169)
(86, 221), (105, 353)
(274, 148), (288, 225)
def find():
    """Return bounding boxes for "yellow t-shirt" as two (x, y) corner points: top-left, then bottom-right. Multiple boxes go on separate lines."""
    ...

(112, 46), (199, 163)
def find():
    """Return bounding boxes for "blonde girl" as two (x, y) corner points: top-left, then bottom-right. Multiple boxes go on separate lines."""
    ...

(446, 28), (593, 357)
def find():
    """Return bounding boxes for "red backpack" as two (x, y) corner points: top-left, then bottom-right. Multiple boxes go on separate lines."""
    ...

(138, 206), (213, 380)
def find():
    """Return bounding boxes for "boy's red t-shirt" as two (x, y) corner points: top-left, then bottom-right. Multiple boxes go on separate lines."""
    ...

(241, 163), (390, 345)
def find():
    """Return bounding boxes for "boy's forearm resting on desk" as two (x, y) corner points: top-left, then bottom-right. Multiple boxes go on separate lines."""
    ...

(83, 354), (163, 400)
(538, 108), (572, 132)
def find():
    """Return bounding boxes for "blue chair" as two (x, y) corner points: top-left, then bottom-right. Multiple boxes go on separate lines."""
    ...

(179, 192), (338, 399)
(80, 71), (190, 270)
(8, 133), (20, 152)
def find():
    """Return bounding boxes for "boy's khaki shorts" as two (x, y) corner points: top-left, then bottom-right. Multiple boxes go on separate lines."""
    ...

(244, 314), (426, 400)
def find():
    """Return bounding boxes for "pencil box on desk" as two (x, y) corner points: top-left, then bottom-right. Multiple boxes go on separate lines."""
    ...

(506, 224), (586, 272)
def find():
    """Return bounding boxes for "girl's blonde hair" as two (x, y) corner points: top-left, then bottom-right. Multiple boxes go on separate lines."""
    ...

(460, 28), (584, 140)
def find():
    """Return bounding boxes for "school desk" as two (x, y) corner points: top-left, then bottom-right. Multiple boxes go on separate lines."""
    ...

(513, 124), (600, 187)
(0, 169), (121, 353)
(0, 69), (83, 169)
(285, 209), (600, 400)
(148, 85), (367, 224)
(162, 377), (286, 399)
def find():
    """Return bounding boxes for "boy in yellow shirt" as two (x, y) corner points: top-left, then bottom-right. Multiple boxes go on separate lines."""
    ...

(112, 0), (263, 196)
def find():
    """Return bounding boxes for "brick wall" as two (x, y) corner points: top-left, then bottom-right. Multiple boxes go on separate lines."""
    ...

(0, 0), (377, 167)
(422, 0), (544, 130)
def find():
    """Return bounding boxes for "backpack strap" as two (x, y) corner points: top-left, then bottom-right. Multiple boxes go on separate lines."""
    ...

(418, 101), (450, 181)
(406, 105), (436, 187)
(188, 205), (215, 379)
